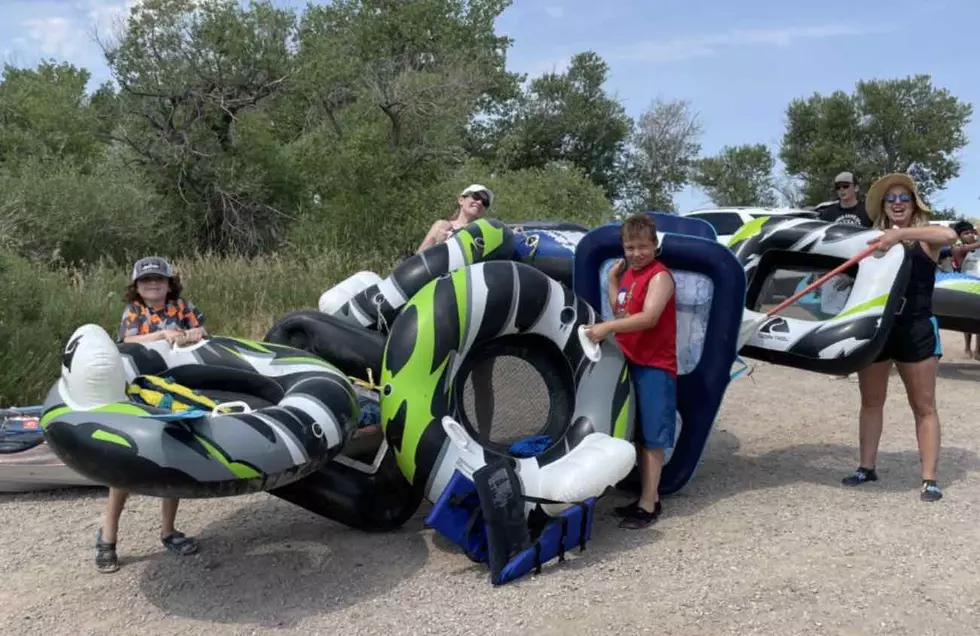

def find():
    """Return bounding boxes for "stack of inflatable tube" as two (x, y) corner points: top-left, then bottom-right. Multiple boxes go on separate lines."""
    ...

(727, 216), (910, 375)
(263, 218), (523, 531)
(268, 217), (674, 583)
(40, 324), (360, 498)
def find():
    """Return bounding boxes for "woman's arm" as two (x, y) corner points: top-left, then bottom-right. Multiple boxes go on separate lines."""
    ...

(897, 224), (958, 246)
(416, 220), (452, 254)
(871, 225), (958, 261)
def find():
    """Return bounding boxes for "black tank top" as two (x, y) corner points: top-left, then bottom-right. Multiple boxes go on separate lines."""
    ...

(895, 242), (936, 324)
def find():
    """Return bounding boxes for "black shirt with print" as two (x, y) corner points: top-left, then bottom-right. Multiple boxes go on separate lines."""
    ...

(817, 200), (872, 228)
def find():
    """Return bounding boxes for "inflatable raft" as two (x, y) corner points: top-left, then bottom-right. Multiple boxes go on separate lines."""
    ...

(40, 325), (361, 498)
(269, 218), (675, 583)
(727, 216), (909, 374)
(725, 217), (980, 336)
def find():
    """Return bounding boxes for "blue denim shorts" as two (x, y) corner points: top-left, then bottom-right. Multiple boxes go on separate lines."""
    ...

(630, 363), (677, 450)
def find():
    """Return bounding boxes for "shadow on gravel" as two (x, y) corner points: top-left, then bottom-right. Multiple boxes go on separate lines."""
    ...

(139, 496), (429, 628)
(659, 428), (980, 518)
(937, 362), (980, 383)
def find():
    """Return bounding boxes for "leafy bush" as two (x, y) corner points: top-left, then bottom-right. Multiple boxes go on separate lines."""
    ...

(0, 157), (178, 267)
(442, 159), (614, 227)
(287, 156), (614, 260)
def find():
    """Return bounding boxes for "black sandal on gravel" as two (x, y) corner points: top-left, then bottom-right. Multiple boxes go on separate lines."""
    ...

(920, 480), (943, 502)
(161, 531), (199, 555)
(618, 501), (662, 529)
(613, 500), (641, 518)
(841, 466), (878, 487)
(95, 528), (119, 574)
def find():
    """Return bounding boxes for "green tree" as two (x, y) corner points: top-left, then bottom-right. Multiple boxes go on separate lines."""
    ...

(292, 0), (520, 154)
(480, 52), (633, 200)
(780, 75), (973, 205)
(0, 61), (109, 169)
(693, 144), (777, 207)
(102, 0), (299, 255)
(285, 0), (523, 254)
(622, 98), (702, 212)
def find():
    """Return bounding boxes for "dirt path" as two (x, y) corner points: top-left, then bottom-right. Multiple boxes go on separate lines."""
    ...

(4, 333), (980, 635)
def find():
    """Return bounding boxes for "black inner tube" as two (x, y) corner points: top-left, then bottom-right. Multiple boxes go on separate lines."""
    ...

(452, 333), (575, 456)
(264, 310), (386, 381)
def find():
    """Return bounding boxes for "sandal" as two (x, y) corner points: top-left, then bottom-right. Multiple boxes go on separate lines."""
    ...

(613, 500), (641, 518)
(161, 531), (199, 556)
(95, 528), (119, 573)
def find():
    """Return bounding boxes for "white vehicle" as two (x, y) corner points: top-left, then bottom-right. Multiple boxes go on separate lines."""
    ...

(679, 207), (820, 245)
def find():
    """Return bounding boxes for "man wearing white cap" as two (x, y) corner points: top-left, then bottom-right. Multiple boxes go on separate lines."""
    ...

(817, 171), (872, 228)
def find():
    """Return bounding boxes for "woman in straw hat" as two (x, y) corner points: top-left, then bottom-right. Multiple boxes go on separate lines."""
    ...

(841, 173), (957, 502)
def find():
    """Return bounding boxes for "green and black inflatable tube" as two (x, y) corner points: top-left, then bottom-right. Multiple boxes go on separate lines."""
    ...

(380, 260), (633, 504)
(332, 218), (516, 332)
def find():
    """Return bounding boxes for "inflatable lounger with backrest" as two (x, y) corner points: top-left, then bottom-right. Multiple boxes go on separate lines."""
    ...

(572, 215), (746, 496)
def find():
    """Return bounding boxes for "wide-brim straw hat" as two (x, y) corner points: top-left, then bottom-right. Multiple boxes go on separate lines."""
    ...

(865, 173), (931, 224)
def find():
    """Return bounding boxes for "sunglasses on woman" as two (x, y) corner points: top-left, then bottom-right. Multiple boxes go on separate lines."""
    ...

(469, 192), (490, 207)
(884, 193), (912, 203)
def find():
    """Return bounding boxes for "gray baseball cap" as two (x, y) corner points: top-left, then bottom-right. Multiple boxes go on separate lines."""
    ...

(131, 256), (174, 281)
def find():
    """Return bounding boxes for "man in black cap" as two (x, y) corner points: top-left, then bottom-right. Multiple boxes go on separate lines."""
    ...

(814, 171), (871, 381)
(817, 171), (872, 228)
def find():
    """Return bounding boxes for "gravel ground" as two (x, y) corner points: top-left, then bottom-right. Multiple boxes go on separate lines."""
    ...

(4, 330), (980, 636)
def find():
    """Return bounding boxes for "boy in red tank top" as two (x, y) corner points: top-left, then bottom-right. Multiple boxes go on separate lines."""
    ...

(584, 214), (677, 529)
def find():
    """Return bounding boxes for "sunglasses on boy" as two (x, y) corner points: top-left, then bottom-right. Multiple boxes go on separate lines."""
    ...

(883, 193), (912, 203)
